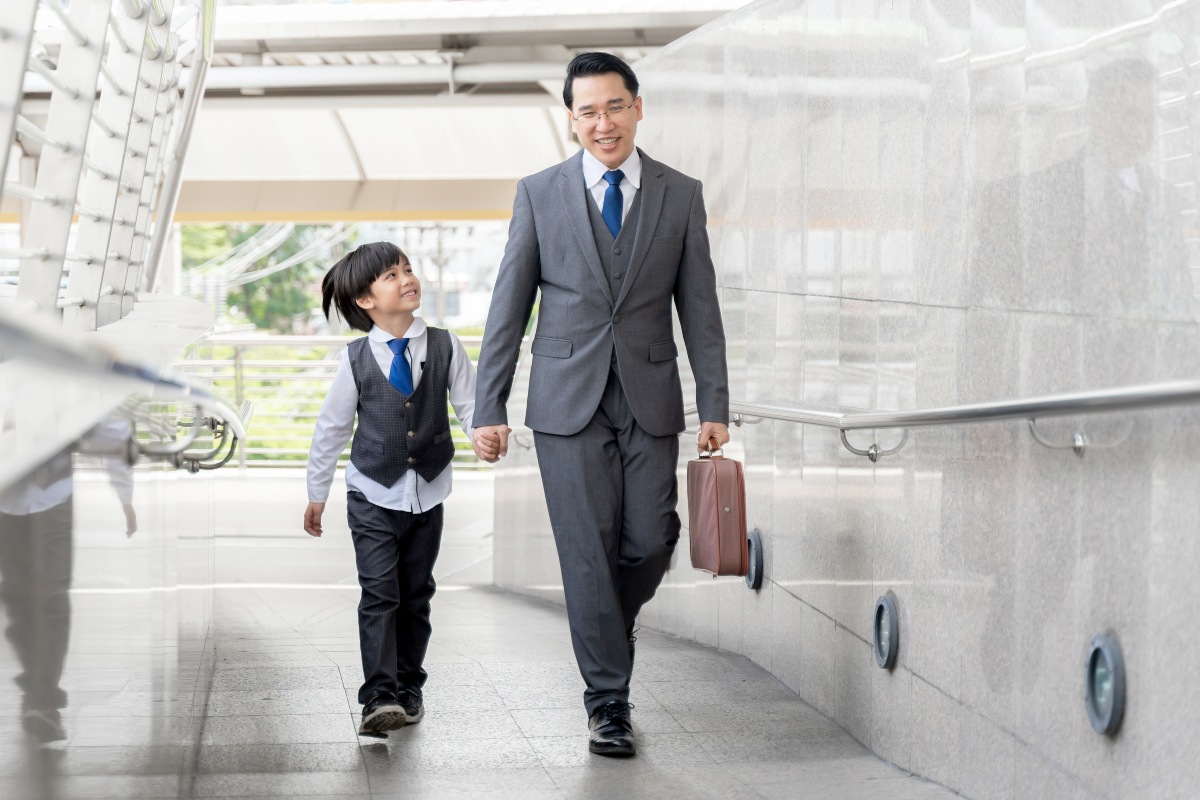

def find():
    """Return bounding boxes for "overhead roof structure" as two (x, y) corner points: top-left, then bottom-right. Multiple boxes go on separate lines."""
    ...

(11, 1), (747, 223)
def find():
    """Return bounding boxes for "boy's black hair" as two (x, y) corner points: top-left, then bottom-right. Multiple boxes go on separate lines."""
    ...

(563, 52), (639, 110)
(321, 241), (408, 333)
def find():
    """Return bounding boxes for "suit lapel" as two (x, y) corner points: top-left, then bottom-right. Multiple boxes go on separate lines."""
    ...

(557, 153), (614, 307)
(614, 149), (665, 312)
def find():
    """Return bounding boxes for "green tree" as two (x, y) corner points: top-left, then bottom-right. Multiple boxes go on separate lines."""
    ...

(180, 224), (232, 269)
(181, 224), (356, 333)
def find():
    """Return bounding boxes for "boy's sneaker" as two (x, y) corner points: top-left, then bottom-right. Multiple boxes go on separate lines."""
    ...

(22, 708), (66, 743)
(397, 689), (424, 724)
(358, 695), (404, 737)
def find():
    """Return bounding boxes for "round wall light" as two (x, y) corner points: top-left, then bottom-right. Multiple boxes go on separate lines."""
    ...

(746, 529), (763, 590)
(874, 594), (899, 670)
(1085, 634), (1125, 736)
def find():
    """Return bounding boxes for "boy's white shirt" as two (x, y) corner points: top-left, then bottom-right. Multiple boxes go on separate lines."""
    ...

(307, 317), (476, 513)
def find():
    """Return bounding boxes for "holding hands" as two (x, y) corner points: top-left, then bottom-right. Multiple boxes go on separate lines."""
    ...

(304, 421), (513, 540)
(472, 424), (512, 463)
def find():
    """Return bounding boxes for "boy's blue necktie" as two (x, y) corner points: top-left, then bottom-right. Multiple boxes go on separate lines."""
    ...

(387, 338), (413, 395)
(602, 169), (625, 238)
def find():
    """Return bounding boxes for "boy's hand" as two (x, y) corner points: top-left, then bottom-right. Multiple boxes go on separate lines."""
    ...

(472, 425), (510, 462)
(304, 502), (326, 537)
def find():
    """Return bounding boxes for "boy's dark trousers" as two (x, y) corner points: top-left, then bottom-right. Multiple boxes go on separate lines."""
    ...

(0, 501), (73, 714)
(347, 491), (443, 705)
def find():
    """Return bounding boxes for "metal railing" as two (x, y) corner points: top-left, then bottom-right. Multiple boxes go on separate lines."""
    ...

(175, 333), (490, 468)
(687, 379), (1200, 461)
(0, 307), (250, 488)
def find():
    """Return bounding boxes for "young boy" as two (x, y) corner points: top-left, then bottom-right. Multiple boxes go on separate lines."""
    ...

(304, 241), (479, 737)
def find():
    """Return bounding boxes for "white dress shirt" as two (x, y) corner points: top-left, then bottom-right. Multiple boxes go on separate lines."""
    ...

(0, 470), (72, 515)
(307, 318), (476, 513)
(0, 416), (135, 515)
(583, 148), (642, 225)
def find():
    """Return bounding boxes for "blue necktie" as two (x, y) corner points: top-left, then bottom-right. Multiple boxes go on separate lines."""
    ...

(387, 338), (413, 395)
(601, 169), (625, 238)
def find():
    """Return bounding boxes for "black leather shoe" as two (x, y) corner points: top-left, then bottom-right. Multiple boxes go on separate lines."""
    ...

(397, 689), (424, 724)
(588, 700), (635, 757)
(358, 695), (404, 737)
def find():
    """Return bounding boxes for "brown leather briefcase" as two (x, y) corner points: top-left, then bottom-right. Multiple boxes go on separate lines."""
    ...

(687, 441), (748, 576)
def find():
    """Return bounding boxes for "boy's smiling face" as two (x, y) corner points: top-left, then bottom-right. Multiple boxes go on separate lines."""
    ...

(356, 260), (421, 323)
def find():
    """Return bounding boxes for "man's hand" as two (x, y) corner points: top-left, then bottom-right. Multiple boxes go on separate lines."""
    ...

(472, 424), (511, 463)
(304, 502), (326, 537)
(697, 422), (731, 454)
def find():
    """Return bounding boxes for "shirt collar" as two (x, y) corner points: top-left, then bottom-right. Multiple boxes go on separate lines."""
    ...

(582, 148), (642, 191)
(368, 317), (426, 343)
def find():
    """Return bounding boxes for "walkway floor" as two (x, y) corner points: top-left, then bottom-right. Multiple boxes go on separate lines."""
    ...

(0, 471), (959, 798)
(202, 584), (957, 800)
(197, 472), (958, 799)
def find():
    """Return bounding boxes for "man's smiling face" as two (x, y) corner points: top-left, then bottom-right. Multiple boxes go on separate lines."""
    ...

(568, 72), (643, 170)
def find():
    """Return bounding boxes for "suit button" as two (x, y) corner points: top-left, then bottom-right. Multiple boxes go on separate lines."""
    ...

(613, 314), (621, 324)
(614, 273), (622, 280)
(404, 402), (412, 408)
(407, 431), (415, 438)
(407, 456), (415, 464)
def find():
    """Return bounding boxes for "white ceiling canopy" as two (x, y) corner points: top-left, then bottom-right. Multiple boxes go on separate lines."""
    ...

(15, 0), (749, 222)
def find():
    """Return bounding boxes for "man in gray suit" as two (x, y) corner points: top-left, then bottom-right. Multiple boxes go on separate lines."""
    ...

(472, 52), (730, 757)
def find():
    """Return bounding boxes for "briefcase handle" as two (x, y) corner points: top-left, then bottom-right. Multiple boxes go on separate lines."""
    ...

(699, 436), (724, 458)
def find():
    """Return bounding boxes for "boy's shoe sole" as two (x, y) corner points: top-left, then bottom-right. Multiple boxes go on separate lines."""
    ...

(22, 710), (66, 742)
(358, 703), (405, 736)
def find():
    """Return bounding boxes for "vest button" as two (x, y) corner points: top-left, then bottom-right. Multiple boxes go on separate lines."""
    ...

(407, 430), (415, 438)
(614, 247), (622, 255)
(407, 456), (415, 464)
(405, 402), (412, 408)
(614, 273), (622, 280)
(613, 314), (621, 324)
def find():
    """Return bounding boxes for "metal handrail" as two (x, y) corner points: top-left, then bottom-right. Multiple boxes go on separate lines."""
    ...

(0, 308), (247, 443)
(175, 333), (502, 467)
(685, 379), (1200, 461)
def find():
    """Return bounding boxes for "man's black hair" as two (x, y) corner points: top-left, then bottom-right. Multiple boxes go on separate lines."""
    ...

(563, 52), (639, 110)
(321, 241), (408, 333)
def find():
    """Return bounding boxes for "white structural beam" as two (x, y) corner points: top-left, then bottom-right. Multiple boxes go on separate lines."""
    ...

(0, 0), (38, 197)
(97, 0), (179, 327)
(198, 62), (579, 93)
(125, 37), (182, 311)
(144, 0), (215, 293)
(16, 0), (113, 316)
(63, 2), (153, 332)
(212, 3), (744, 53)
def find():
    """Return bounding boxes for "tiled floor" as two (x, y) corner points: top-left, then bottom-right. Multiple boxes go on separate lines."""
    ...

(198, 585), (957, 800)
(1, 471), (959, 798)
(188, 472), (956, 799)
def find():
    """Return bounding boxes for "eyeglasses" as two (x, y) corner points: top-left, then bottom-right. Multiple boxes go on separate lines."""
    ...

(572, 100), (638, 123)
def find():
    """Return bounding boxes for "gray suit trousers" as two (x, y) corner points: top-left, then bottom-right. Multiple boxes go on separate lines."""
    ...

(533, 367), (681, 715)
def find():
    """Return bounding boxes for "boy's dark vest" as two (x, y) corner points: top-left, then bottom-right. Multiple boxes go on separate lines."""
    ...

(347, 327), (455, 487)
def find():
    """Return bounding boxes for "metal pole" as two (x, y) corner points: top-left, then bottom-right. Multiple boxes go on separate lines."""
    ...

(234, 345), (247, 470)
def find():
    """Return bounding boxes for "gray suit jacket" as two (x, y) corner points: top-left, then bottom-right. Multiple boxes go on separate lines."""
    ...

(475, 148), (729, 438)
